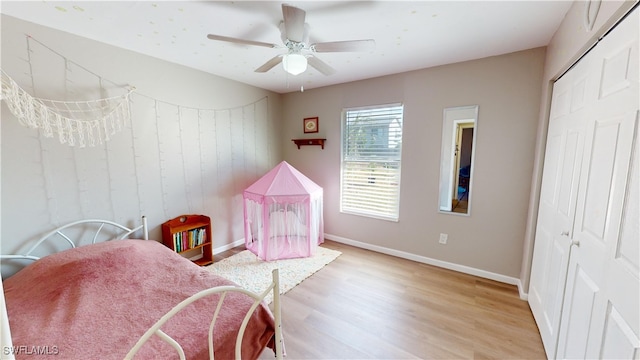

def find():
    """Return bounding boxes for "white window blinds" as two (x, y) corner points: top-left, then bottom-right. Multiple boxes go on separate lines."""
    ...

(341, 104), (403, 221)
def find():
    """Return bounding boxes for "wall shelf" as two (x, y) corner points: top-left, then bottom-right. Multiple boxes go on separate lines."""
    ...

(292, 138), (326, 149)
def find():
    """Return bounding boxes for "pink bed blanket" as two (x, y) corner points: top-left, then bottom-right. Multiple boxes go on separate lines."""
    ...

(3, 240), (275, 360)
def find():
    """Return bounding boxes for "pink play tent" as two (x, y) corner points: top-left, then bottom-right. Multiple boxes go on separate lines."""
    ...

(243, 161), (324, 261)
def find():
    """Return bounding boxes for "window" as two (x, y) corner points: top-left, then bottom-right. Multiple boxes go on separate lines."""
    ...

(341, 104), (404, 221)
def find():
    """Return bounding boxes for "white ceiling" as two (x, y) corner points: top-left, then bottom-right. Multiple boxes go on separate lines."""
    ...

(1, 1), (573, 94)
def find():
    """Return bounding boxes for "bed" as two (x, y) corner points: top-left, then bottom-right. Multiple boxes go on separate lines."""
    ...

(0, 216), (284, 360)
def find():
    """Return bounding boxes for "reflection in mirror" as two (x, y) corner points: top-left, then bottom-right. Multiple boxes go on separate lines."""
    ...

(438, 105), (478, 215)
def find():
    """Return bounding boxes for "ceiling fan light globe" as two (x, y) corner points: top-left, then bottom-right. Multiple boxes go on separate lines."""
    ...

(282, 53), (307, 75)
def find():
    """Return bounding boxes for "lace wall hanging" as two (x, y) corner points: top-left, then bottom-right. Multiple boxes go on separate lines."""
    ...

(1, 70), (135, 147)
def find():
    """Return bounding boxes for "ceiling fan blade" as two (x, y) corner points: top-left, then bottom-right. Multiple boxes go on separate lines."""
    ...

(282, 4), (306, 42)
(255, 55), (283, 73)
(207, 34), (278, 48)
(311, 39), (376, 53)
(307, 55), (336, 76)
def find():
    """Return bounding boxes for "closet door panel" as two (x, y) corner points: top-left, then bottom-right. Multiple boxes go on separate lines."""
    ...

(557, 130), (581, 219)
(557, 7), (639, 358)
(579, 117), (628, 239)
(529, 113), (569, 358)
(597, 111), (639, 360)
(541, 237), (568, 330)
(529, 45), (591, 359)
(600, 305), (639, 359)
(560, 265), (600, 359)
(560, 110), (637, 360)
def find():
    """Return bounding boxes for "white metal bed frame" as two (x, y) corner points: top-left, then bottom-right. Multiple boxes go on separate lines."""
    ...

(0, 216), (149, 263)
(126, 268), (284, 360)
(0, 216), (284, 360)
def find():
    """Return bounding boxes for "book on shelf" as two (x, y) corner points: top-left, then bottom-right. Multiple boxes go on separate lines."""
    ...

(172, 227), (207, 252)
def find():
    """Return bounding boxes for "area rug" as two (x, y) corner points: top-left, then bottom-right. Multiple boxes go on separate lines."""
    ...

(204, 246), (341, 303)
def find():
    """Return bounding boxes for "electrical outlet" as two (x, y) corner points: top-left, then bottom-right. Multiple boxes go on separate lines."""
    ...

(439, 233), (448, 244)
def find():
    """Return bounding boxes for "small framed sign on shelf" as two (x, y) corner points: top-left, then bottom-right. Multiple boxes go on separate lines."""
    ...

(303, 117), (319, 133)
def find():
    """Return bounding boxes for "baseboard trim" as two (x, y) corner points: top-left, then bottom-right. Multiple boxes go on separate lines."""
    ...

(213, 238), (245, 254)
(518, 283), (529, 301)
(325, 233), (528, 300)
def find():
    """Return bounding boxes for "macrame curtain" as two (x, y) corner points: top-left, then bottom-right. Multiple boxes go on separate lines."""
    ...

(1, 70), (134, 148)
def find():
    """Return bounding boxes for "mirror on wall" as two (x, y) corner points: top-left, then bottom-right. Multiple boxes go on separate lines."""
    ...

(438, 105), (478, 215)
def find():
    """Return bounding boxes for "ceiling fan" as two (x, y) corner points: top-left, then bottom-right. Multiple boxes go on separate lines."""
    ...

(206, 4), (375, 76)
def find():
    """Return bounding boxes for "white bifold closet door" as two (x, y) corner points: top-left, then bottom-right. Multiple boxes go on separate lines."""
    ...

(529, 6), (639, 359)
(528, 44), (589, 359)
(529, 41), (589, 358)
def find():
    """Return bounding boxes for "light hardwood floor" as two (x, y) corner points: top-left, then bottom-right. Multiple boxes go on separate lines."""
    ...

(216, 241), (546, 359)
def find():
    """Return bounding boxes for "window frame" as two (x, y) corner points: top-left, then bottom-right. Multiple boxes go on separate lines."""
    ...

(340, 103), (404, 221)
